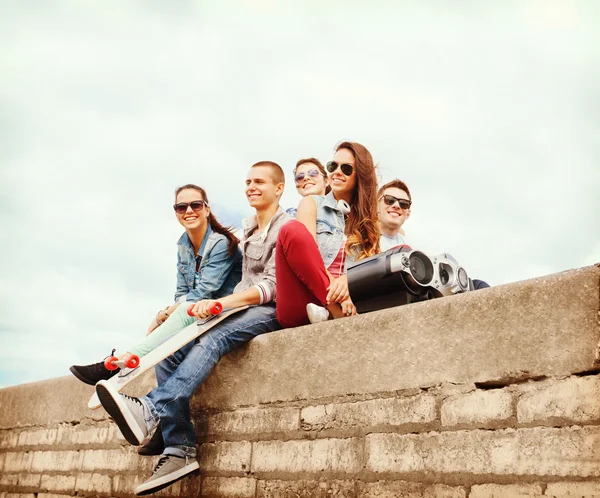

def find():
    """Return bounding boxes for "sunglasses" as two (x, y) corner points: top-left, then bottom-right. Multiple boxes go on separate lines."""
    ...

(326, 161), (354, 176)
(294, 168), (323, 185)
(380, 194), (411, 210)
(173, 200), (207, 214)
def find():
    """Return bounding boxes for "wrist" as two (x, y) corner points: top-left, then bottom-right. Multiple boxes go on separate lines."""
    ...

(155, 306), (170, 325)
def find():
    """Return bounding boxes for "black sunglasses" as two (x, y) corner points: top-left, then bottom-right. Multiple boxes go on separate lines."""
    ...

(173, 200), (207, 214)
(294, 168), (323, 185)
(326, 161), (354, 176)
(380, 194), (411, 210)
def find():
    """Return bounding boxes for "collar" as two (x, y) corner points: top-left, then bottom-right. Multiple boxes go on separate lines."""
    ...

(242, 206), (284, 242)
(177, 224), (213, 256)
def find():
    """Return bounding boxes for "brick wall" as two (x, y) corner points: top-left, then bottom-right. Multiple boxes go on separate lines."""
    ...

(1, 265), (599, 497)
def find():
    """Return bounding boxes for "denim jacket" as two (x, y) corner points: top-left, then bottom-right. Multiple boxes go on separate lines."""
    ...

(175, 224), (242, 303)
(312, 191), (357, 271)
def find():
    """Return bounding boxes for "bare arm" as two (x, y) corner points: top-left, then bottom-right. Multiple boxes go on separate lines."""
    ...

(295, 196), (318, 241)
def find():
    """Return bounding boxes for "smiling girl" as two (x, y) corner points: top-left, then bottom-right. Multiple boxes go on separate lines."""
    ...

(275, 142), (380, 328)
(70, 184), (242, 386)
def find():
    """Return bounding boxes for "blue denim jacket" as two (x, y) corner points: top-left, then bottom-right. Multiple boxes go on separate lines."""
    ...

(175, 225), (242, 303)
(311, 192), (357, 271)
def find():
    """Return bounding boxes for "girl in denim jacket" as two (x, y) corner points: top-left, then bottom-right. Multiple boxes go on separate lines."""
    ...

(276, 141), (380, 328)
(70, 184), (242, 386)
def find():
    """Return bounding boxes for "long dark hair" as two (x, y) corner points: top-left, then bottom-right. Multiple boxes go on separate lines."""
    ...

(175, 184), (239, 256)
(335, 142), (380, 259)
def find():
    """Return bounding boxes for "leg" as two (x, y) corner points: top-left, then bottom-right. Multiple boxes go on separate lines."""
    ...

(129, 304), (196, 357)
(275, 220), (331, 328)
(143, 304), (281, 456)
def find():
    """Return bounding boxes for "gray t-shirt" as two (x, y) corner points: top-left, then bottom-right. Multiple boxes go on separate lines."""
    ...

(379, 232), (407, 252)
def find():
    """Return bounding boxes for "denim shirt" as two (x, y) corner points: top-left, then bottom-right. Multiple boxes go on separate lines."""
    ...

(311, 191), (357, 271)
(175, 224), (243, 303)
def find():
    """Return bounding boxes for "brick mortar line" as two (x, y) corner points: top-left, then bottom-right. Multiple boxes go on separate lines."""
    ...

(193, 373), (600, 415)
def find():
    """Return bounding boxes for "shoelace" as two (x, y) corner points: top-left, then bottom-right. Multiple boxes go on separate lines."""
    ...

(121, 393), (143, 407)
(153, 456), (169, 474)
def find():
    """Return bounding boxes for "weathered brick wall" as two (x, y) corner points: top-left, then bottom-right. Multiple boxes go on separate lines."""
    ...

(1, 265), (599, 498)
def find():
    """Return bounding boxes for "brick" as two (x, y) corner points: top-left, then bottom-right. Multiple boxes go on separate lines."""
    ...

(0, 474), (18, 486)
(0, 452), (4, 472)
(257, 479), (354, 497)
(56, 424), (111, 445)
(208, 407), (299, 437)
(252, 438), (362, 473)
(40, 474), (76, 492)
(366, 426), (600, 476)
(75, 472), (111, 494)
(358, 480), (466, 497)
(38, 495), (73, 498)
(30, 450), (81, 472)
(202, 477), (257, 497)
(80, 448), (153, 473)
(301, 395), (436, 431)
(0, 431), (19, 449)
(18, 428), (58, 447)
(112, 474), (145, 495)
(517, 376), (600, 424)
(470, 483), (544, 497)
(199, 441), (252, 473)
(3, 452), (33, 472)
(441, 390), (513, 427)
(545, 481), (600, 496)
(17, 473), (41, 487)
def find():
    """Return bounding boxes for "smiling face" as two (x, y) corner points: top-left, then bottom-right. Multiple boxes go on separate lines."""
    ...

(378, 186), (411, 232)
(328, 148), (357, 200)
(175, 188), (210, 233)
(294, 162), (328, 197)
(245, 165), (284, 211)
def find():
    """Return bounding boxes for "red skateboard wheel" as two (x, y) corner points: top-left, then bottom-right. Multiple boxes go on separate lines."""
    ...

(124, 354), (140, 369)
(188, 302), (223, 316)
(209, 302), (223, 315)
(104, 356), (119, 371)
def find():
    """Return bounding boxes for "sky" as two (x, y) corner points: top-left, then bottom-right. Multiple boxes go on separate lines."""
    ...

(1, 0), (599, 388)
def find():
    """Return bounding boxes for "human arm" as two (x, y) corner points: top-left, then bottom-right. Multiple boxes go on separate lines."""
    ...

(190, 287), (262, 318)
(295, 196), (318, 240)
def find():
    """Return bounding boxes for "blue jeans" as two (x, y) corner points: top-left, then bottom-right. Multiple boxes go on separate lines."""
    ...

(142, 304), (280, 457)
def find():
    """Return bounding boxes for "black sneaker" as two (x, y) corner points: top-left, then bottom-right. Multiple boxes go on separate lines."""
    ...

(138, 428), (165, 456)
(70, 349), (120, 386)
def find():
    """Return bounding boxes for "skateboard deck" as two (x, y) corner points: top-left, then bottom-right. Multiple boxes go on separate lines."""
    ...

(87, 305), (249, 409)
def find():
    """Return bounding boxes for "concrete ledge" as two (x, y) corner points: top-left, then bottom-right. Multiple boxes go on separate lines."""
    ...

(0, 265), (598, 426)
(196, 265), (600, 409)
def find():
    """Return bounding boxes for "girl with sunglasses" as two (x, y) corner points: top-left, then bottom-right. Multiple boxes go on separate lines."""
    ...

(70, 184), (243, 386)
(275, 141), (380, 328)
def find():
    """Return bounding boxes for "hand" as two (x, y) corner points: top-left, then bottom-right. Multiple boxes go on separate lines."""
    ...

(190, 299), (219, 319)
(339, 298), (357, 317)
(326, 274), (350, 305)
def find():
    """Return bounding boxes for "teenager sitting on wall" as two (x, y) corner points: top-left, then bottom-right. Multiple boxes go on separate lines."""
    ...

(93, 162), (291, 495)
(377, 178), (490, 289)
(275, 141), (380, 327)
(69, 184), (242, 386)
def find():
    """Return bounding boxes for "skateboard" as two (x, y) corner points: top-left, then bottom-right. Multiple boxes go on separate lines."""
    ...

(87, 302), (248, 409)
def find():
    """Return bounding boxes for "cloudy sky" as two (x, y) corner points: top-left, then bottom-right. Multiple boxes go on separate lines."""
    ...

(1, 0), (598, 388)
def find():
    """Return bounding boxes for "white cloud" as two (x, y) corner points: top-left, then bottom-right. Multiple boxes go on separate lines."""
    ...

(0, 0), (599, 387)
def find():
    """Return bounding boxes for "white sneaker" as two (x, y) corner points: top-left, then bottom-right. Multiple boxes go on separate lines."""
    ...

(306, 303), (330, 324)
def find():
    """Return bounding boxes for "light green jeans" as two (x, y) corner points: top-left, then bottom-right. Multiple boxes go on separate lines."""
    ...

(128, 303), (195, 357)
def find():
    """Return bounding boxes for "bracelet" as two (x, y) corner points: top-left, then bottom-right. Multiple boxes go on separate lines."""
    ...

(156, 306), (170, 325)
